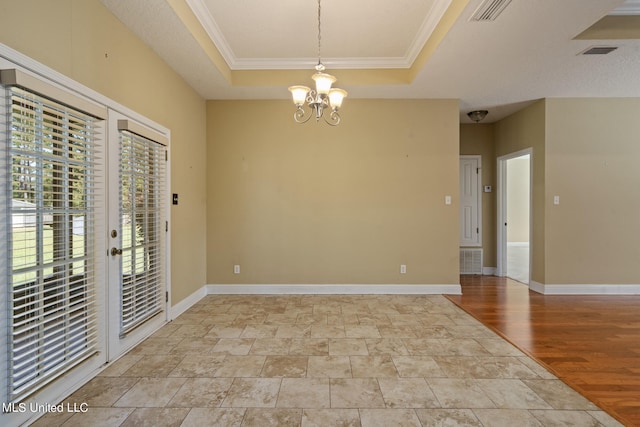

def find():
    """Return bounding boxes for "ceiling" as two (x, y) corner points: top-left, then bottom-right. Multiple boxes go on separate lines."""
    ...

(100, 0), (640, 123)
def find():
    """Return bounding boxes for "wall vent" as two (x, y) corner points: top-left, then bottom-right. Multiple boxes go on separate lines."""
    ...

(580, 46), (618, 55)
(460, 248), (483, 275)
(470, 0), (513, 21)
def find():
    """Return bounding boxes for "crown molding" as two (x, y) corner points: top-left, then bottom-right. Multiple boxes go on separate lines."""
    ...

(185, 0), (452, 71)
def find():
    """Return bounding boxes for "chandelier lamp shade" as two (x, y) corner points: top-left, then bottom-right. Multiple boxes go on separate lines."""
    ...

(288, 0), (347, 126)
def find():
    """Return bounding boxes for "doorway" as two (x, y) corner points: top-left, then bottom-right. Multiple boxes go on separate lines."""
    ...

(1, 56), (170, 427)
(497, 149), (531, 284)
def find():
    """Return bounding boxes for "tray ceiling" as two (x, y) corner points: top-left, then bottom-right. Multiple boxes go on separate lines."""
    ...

(100, 0), (640, 122)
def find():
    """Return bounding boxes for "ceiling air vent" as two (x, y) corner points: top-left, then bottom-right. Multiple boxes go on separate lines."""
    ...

(470, 0), (513, 21)
(581, 46), (618, 55)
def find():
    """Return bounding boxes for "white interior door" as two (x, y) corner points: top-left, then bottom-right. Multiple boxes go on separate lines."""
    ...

(107, 111), (169, 360)
(460, 156), (481, 246)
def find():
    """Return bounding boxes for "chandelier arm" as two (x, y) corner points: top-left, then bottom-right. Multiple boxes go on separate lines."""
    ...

(323, 110), (341, 126)
(305, 90), (318, 105)
(293, 105), (313, 124)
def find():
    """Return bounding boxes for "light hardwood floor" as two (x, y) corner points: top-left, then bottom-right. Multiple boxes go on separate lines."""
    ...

(32, 292), (622, 426)
(449, 275), (640, 427)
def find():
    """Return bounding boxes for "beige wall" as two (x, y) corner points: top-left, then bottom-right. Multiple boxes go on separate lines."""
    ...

(0, 0), (208, 304)
(545, 98), (640, 284)
(5, 3), (637, 293)
(495, 100), (546, 283)
(494, 98), (640, 286)
(460, 124), (496, 269)
(207, 99), (460, 286)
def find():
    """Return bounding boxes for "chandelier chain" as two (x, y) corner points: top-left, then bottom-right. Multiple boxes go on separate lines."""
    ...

(317, 0), (322, 68)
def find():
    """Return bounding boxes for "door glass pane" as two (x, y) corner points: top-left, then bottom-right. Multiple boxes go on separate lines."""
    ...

(6, 87), (101, 402)
(119, 130), (166, 336)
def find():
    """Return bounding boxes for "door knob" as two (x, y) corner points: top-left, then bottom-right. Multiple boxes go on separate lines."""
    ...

(110, 247), (123, 256)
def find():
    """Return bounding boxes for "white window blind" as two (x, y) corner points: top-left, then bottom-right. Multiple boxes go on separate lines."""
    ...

(118, 129), (166, 336)
(5, 84), (103, 403)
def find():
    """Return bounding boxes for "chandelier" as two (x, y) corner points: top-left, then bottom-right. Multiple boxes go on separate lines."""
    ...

(288, 0), (347, 126)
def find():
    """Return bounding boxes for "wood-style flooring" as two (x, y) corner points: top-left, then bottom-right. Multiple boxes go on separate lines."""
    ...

(448, 275), (640, 427)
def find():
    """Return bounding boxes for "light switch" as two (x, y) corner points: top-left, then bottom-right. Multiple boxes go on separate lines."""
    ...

(553, 195), (560, 205)
(445, 195), (452, 205)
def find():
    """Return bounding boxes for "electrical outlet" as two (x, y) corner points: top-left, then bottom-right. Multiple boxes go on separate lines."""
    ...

(400, 264), (407, 274)
(233, 265), (240, 274)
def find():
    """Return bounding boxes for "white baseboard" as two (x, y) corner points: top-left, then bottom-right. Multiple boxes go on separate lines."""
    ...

(170, 286), (207, 320)
(483, 267), (497, 276)
(528, 281), (545, 294)
(168, 283), (463, 319)
(206, 284), (462, 295)
(530, 281), (640, 295)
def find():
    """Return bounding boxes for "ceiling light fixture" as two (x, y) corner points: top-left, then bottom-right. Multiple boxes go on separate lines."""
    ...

(288, 0), (347, 126)
(467, 110), (488, 123)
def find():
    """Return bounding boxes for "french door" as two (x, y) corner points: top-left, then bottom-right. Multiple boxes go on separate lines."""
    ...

(107, 112), (169, 360)
(2, 64), (169, 427)
(2, 75), (107, 407)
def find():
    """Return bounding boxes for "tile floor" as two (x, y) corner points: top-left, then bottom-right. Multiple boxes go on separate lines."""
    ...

(33, 295), (623, 426)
